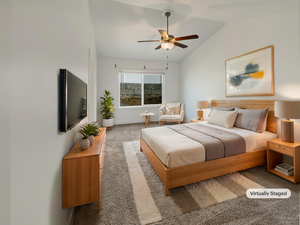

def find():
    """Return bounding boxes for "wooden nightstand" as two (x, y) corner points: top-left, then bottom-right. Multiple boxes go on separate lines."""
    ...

(267, 138), (300, 183)
(190, 119), (207, 123)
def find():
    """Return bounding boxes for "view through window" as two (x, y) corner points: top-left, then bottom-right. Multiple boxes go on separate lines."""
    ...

(120, 73), (163, 106)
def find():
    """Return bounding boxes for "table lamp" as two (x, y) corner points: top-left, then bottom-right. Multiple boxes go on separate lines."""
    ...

(274, 100), (300, 143)
(194, 101), (208, 120)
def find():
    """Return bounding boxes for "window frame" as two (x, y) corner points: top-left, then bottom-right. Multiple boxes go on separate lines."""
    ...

(119, 73), (165, 108)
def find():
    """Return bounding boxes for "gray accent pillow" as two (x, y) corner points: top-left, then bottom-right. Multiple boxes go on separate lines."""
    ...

(209, 107), (235, 117)
(234, 107), (269, 133)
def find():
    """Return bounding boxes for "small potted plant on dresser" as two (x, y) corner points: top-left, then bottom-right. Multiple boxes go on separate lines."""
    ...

(89, 122), (101, 136)
(79, 123), (101, 148)
(100, 90), (114, 129)
(78, 125), (91, 150)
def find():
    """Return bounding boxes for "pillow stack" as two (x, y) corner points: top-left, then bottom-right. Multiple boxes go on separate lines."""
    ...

(159, 103), (180, 115)
(166, 102), (181, 115)
(207, 107), (269, 133)
(208, 107), (235, 117)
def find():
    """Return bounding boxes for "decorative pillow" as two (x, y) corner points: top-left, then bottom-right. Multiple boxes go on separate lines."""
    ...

(159, 105), (166, 114)
(207, 110), (238, 128)
(167, 102), (181, 115)
(208, 107), (235, 117)
(165, 106), (175, 115)
(234, 107), (269, 133)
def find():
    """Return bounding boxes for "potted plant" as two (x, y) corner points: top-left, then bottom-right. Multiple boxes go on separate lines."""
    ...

(79, 123), (100, 148)
(100, 90), (114, 128)
(89, 122), (101, 136)
(79, 125), (91, 150)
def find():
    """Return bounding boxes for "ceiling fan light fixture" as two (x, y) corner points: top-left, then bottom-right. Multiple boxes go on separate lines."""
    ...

(161, 42), (174, 50)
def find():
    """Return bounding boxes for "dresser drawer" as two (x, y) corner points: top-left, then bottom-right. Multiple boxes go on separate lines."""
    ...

(268, 142), (293, 156)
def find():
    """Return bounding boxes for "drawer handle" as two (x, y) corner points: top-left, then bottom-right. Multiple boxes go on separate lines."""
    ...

(275, 145), (285, 149)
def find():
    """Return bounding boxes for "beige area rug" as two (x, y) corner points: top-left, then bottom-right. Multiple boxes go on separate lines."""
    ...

(123, 141), (264, 225)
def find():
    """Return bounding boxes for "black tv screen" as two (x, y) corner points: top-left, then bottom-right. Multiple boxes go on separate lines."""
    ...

(59, 69), (87, 132)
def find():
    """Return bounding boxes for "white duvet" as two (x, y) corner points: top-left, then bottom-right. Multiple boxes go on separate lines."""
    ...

(141, 122), (277, 168)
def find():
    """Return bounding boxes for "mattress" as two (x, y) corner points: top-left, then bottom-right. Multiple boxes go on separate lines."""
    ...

(141, 121), (277, 168)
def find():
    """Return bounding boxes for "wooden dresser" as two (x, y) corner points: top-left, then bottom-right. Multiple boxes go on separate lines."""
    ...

(62, 127), (106, 213)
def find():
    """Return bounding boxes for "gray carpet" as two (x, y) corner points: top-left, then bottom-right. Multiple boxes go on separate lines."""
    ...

(73, 122), (300, 225)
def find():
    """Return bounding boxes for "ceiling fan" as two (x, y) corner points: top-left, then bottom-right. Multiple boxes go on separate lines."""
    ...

(138, 11), (199, 50)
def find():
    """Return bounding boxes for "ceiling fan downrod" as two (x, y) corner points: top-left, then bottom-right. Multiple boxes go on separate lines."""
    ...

(165, 12), (171, 36)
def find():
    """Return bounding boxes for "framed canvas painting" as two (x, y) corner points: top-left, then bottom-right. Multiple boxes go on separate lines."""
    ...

(225, 45), (274, 97)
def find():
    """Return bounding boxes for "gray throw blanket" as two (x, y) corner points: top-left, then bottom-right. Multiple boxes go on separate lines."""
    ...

(167, 123), (246, 161)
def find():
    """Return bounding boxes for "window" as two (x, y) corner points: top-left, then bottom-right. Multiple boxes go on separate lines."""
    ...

(120, 73), (163, 107)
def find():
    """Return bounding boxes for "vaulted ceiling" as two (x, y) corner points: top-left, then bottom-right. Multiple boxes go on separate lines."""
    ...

(89, 0), (298, 62)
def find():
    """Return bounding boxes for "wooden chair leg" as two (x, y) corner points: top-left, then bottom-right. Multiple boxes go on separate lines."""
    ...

(159, 121), (161, 126)
(178, 121), (181, 124)
(110, 126), (112, 130)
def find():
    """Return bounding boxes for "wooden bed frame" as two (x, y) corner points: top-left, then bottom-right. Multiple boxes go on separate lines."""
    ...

(140, 100), (277, 196)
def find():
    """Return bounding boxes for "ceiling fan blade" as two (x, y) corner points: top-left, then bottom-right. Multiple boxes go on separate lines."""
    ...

(155, 45), (161, 50)
(174, 35), (199, 41)
(158, 30), (169, 39)
(174, 42), (188, 48)
(138, 40), (161, 43)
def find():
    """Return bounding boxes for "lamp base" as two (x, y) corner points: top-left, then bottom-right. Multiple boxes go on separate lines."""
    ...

(281, 120), (294, 143)
(197, 109), (203, 120)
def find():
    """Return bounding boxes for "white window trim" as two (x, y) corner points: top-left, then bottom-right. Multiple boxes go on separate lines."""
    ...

(119, 73), (165, 108)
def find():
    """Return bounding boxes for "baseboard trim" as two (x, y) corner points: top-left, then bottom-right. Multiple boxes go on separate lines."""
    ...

(114, 120), (159, 125)
(68, 207), (75, 225)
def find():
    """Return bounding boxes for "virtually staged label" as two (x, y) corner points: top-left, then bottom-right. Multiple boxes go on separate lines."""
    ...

(246, 189), (291, 199)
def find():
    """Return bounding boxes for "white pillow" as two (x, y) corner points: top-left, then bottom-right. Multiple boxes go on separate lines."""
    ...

(159, 105), (166, 114)
(165, 106), (175, 115)
(207, 110), (238, 128)
(167, 103), (181, 115)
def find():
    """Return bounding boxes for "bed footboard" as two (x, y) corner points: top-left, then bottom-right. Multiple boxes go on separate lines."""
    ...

(140, 137), (267, 196)
(140, 137), (170, 196)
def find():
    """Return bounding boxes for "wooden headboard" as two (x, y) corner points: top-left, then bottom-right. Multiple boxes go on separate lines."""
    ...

(211, 100), (276, 134)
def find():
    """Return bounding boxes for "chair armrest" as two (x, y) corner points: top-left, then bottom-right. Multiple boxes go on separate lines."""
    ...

(159, 110), (164, 119)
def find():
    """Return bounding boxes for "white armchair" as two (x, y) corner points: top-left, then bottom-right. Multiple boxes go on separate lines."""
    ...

(158, 102), (184, 126)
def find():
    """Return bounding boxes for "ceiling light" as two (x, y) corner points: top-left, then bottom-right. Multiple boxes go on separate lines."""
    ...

(161, 42), (174, 50)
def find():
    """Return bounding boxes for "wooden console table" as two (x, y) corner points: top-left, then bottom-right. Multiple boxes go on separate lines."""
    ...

(62, 127), (106, 213)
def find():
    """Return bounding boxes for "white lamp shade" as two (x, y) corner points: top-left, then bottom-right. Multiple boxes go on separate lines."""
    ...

(194, 101), (208, 109)
(274, 101), (300, 119)
(161, 42), (174, 50)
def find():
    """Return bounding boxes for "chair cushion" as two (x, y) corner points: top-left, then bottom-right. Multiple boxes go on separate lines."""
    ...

(160, 115), (181, 121)
(165, 106), (175, 115)
(167, 102), (181, 115)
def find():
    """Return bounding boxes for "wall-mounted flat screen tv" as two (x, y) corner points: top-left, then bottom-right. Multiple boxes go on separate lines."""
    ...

(59, 69), (87, 132)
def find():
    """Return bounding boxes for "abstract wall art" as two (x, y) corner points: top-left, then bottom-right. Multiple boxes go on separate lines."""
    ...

(225, 45), (274, 97)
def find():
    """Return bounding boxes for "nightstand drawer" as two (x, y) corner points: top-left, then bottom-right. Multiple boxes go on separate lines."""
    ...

(268, 142), (293, 156)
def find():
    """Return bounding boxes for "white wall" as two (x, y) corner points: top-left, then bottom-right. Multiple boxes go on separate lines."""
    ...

(97, 57), (181, 124)
(181, 11), (300, 140)
(9, 0), (97, 225)
(0, 0), (12, 224)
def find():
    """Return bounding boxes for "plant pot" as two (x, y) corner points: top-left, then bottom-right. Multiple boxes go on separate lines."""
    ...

(103, 118), (113, 127)
(88, 135), (94, 145)
(80, 138), (90, 150)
